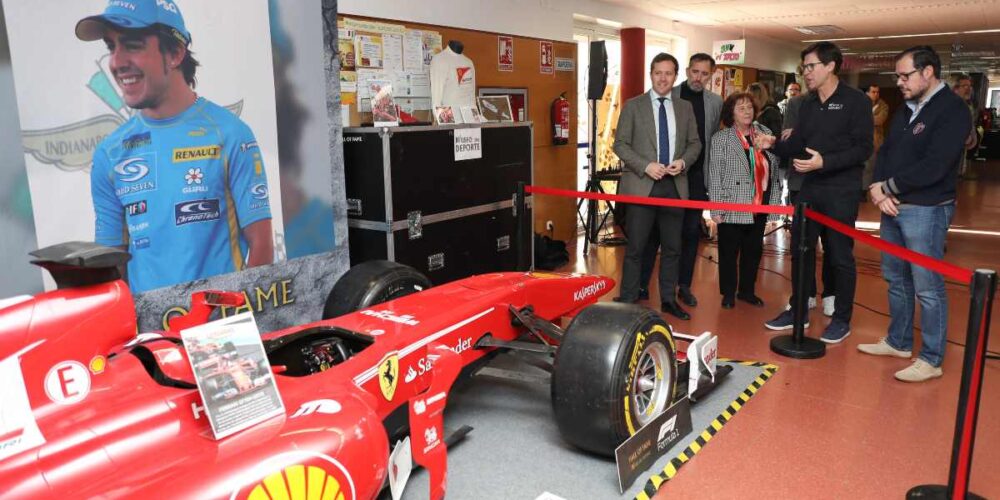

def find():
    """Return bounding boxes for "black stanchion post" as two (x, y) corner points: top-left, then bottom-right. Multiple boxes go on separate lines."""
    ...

(908, 269), (996, 500)
(515, 182), (529, 272)
(770, 202), (826, 359)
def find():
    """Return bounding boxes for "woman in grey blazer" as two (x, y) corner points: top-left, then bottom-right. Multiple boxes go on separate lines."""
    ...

(708, 92), (782, 309)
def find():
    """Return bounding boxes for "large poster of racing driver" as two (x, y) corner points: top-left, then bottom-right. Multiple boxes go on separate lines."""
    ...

(3, 0), (285, 294)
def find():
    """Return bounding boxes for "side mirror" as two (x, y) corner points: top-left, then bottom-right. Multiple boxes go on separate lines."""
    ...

(167, 290), (246, 332)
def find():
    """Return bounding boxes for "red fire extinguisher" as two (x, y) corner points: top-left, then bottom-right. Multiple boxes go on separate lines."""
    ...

(551, 92), (570, 145)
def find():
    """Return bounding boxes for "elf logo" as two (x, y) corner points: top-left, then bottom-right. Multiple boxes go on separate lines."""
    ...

(125, 199), (147, 216)
(456, 67), (473, 85)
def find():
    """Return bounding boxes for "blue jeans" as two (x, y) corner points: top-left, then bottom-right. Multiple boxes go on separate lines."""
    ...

(880, 204), (955, 367)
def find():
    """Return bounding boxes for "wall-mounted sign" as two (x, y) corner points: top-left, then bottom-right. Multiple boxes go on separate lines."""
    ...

(540, 41), (554, 74)
(713, 39), (746, 65)
(555, 57), (575, 72)
(498, 36), (514, 72)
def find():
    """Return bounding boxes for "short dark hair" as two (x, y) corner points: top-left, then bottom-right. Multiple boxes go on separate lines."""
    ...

(689, 52), (715, 68)
(720, 91), (757, 128)
(650, 53), (679, 74)
(867, 84), (879, 90)
(156, 29), (200, 88)
(801, 41), (843, 74)
(895, 45), (941, 79)
(787, 81), (801, 89)
(951, 72), (972, 85)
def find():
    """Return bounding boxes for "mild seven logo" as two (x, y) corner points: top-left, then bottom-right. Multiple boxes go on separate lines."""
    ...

(113, 158), (149, 182)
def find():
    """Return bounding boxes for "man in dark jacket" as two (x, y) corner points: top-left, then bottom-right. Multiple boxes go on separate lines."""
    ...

(758, 41), (873, 343)
(858, 46), (971, 382)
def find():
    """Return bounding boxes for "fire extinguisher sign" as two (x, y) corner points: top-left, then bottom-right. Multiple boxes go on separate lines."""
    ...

(540, 41), (554, 74)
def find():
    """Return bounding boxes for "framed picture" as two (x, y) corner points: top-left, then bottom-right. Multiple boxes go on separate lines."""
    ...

(460, 105), (484, 124)
(478, 96), (513, 122)
(369, 80), (399, 127)
(434, 106), (456, 124)
(478, 87), (528, 122)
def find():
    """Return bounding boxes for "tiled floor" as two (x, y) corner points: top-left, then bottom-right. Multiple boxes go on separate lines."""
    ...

(558, 162), (1000, 499)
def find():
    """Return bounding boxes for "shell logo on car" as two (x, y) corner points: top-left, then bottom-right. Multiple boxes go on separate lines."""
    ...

(230, 452), (356, 500)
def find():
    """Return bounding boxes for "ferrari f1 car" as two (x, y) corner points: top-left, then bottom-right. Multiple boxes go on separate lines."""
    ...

(0, 242), (729, 499)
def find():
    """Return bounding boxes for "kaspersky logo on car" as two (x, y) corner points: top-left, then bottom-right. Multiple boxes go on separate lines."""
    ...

(20, 53), (243, 172)
(573, 280), (607, 302)
(229, 451), (356, 500)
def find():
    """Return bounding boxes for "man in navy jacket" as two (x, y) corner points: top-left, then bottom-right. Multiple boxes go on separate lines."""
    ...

(859, 46), (971, 382)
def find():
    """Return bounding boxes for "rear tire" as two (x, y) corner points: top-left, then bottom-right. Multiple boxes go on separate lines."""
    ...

(322, 261), (431, 319)
(551, 302), (677, 456)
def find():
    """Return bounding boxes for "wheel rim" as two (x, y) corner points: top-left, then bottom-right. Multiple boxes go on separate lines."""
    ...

(630, 342), (673, 427)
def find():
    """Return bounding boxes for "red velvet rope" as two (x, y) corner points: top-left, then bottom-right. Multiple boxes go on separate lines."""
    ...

(804, 208), (973, 284)
(526, 185), (793, 215)
(525, 185), (974, 285)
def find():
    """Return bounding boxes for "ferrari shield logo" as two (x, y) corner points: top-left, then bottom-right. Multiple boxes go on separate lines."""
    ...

(378, 354), (400, 401)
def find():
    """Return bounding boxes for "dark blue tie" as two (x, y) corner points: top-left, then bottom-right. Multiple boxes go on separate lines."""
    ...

(657, 97), (670, 165)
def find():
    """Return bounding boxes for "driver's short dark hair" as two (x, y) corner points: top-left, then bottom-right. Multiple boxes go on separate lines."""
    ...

(121, 25), (200, 87)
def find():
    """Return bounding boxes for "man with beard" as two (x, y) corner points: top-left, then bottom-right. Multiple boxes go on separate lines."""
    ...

(777, 81), (801, 115)
(951, 73), (978, 178)
(638, 53), (723, 308)
(858, 46), (971, 382)
(78, 0), (274, 293)
(757, 41), (873, 343)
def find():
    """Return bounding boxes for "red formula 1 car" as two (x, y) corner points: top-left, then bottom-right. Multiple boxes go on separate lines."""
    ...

(0, 242), (728, 499)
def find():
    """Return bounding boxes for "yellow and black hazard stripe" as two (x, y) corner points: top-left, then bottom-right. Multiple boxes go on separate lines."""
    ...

(635, 359), (778, 500)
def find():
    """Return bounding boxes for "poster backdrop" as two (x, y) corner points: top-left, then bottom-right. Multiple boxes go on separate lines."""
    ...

(3, 0), (284, 290)
(0, 0), (349, 332)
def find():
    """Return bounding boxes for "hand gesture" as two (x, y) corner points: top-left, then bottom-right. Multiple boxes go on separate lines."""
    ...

(754, 132), (776, 150)
(645, 162), (666, 180)
(793, 148), (824, 173)
(665, 159), (685, 176)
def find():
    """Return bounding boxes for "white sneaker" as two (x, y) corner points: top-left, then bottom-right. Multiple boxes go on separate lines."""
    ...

(823, 296), (835, 317)
(857, 337), (912, 358)
(785, 297), (817, 311)
(895, 359), (943, 382)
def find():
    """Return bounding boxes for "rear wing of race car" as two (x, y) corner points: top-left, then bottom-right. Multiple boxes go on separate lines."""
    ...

(29, 241), (130, 289)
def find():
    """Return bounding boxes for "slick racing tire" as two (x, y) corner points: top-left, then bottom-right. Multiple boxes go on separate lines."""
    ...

(551, 302), (677, 456)
(323, 261), (432, 319)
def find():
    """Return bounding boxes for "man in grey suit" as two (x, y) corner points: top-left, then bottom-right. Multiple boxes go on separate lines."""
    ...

(613, 53), (702, 320)
(638, 53), (724, 307)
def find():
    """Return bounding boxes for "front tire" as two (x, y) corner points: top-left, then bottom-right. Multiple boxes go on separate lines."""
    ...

(551, 302), (677, 456)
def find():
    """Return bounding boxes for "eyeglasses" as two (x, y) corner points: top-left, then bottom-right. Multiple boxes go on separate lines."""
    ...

(734, 105), (755, 112)
(895, 69), (920, 82)
(800, 62), (824, 74)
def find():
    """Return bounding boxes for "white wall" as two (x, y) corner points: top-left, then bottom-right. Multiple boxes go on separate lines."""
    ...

(339, 0), (570, 41)
(340, 0), (801, 73)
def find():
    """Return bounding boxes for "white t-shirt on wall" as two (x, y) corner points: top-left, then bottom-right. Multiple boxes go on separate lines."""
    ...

(430, 47), (476, 110)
